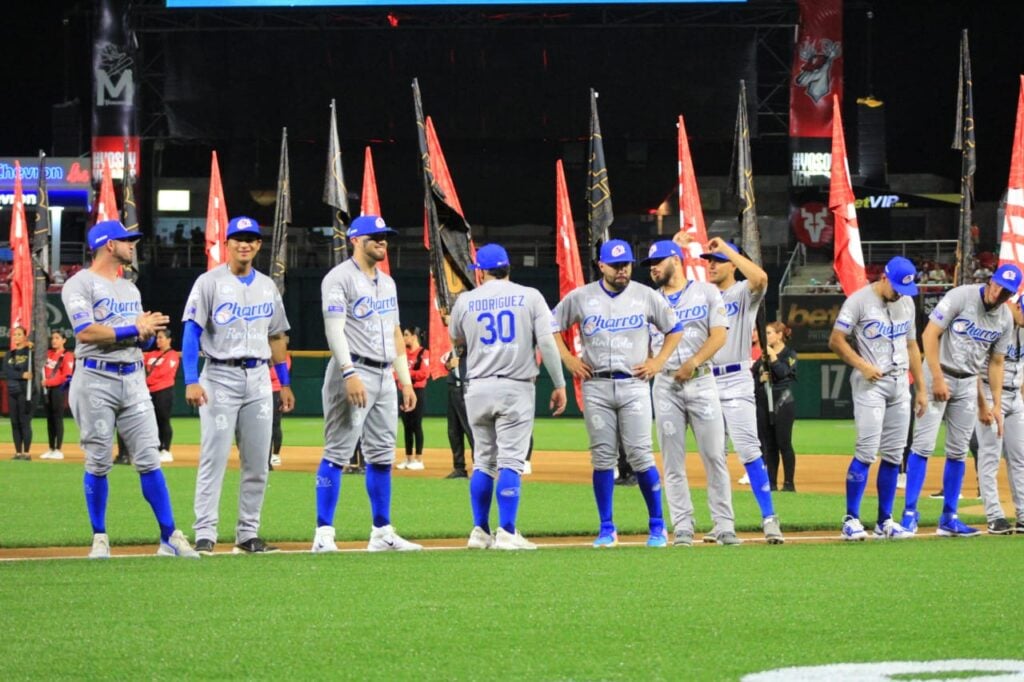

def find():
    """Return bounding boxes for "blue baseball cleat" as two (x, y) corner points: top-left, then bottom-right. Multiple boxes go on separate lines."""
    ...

(593, 531), (619, 548)
(646, 530), (668, 548)
(900, 509), (919, 534)
(936, 514), (981, 537)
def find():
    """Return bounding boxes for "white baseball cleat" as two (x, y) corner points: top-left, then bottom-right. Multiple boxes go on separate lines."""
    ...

(311, 525), (339, 553)
(88, 533), (111, 559)
(467, 526), (494, 549)
(522, 461), (532, 475)
(407, 461), (425, 471)
(738, 473), (750, 485)
(159, 450), (174, 463)
(841, 515), (869, 541)
(368, 525), (422, 552)
(874, 518), (912, 540)
(269, 454), (282, 467)
(493, 527), (537, 550)
(157, 530), (200, 558)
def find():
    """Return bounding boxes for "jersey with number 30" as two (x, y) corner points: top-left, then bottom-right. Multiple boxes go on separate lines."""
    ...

(449, 279), (553, 382)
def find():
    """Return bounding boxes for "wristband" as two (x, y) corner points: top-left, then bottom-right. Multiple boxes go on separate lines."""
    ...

(274, 361), (291, 387)
(342, 365), (356, 379)
(114, 325), (139, 342)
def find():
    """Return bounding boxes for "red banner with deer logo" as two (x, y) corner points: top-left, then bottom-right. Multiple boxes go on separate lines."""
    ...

(789, 0), (843, 138)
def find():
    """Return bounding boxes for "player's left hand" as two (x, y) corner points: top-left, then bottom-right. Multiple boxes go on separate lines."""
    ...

(400, 384), (417, 412)
(914, 388), (928, 418)
(550, 387), (567, 416)
(672, 231), (695, 249)
(279, 386), (295, 413)
(634, 358), (664, 381)
(672, 358), (696, 382)
(996, 410), (1005, 438)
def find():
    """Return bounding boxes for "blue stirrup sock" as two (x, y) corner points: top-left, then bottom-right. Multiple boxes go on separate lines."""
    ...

(592, 469), (615, 535)
(365, 463), (392, 528)
(744, 458), (776, 518)
(903, 451), (929, 512)
(470, 470), (494, 533)
(83, 472), (108, 535)
(876, 460), (900, 523)
(315, 459), (342, 528)
(496, 468), (522, 534)
(845, 458), (870, 518)
(943, 457), (966, 515)
(635, 466), (665, 535)
(139, 469), (176, 542)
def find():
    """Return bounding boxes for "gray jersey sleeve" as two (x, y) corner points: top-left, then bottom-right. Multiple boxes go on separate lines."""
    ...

(61, 271), (144, 362)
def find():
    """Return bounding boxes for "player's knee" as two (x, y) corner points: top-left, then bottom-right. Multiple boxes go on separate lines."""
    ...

(86, 459), (113, 477)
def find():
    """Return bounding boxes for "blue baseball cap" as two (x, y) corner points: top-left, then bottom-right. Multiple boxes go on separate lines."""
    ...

(885, 256), (919, 296)
(88, 220), (142, 250)
(469, 244), (510, 270)
(992, 263), (1023, 293)
(347, 215), (397, 238)
(642, 240), (683, 264)
(699, 241), (741, 262)
(226, 216), (262, 239)
(599, 239), (634, 264)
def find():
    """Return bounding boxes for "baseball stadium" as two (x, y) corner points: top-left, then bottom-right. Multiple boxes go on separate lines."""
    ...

(2, 1), (1024, 680)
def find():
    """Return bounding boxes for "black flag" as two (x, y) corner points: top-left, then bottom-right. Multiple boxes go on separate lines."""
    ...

(323, 99), (350, 265)
(586, 88), (614, 278)
(121, 136), (140, 282)
(31, 152), (51, 400)
(952, 29), (976, 286)
(271, 127), (291, 294)
(734, 81), (761, 267)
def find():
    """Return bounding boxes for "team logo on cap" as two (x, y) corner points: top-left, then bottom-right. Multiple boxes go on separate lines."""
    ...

(1007, 270), (1018, 281)
(648, 245), (657, 257)
(611, 244), (626, 258)
(374, 217), (385, 228)
(902, 274), (914, 285)
(237, 218), (254, 229)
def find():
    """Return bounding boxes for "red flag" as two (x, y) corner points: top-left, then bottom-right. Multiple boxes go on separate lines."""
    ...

(9, 161), (32, 343)
(555, 160), (585, 410)
(205, 151), (228, 271)
(829, 95), (867, 295)
(678, 115), (710, 282)
(427, 276), (451, 381)
(361, 146), (391, 276)
(997, 76), (1024, 289)
(424, 116), (477, 272)
(95, 157), (118, 223)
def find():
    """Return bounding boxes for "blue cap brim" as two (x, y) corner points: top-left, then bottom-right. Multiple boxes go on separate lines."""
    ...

(891, 280), (918, 296)
(699, 252), (729, 262)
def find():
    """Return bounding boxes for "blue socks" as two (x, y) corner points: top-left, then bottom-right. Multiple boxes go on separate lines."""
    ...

(83, 472), (108, 534)
(470, 470), (494, 533)
(943, 458), (966, 515)
(315, 459), (342, 528)
(365, 463), (392, 528)
(876, 460), (900, 523)
(635, 467), (664, 535)
(903, 451), (929, 512)
(496, 469), (521, 534)
(593, 469), (615, 535)
(744, 458), (776, 518)
(139, 469), (175, 542)
(845, 458), (870, 518)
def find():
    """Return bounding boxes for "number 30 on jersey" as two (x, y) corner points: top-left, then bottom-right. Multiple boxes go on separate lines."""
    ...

(477, 310), (516, 345)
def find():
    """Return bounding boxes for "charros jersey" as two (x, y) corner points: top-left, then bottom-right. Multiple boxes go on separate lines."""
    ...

(652, 281), (728, 372)
(929, 284), (1013, 376)
(321, 258), (400, 363)
(62, 269), (146, 363)
(833, 283), (917, 373)
(713, 280), (764, 366)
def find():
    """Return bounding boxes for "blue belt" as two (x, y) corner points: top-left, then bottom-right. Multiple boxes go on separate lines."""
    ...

(209, 357), (268, 369)
(712, 363), (744, 377)
(83, 358), (143, 375)
(351, 354), (390, 370)
(591, 371), (633, 380)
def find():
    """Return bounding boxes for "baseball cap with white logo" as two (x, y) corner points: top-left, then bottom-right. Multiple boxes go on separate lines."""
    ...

(88, 220), (142, 250)
(885, 256), (919, 296)
(599, 239), (633, 264)
(992, 263), (1023, 293)
(470, 244), (510, 270)
(347, 215), (398, 238)
(226, 216), (262, 239)
(642, 240), (683, 264)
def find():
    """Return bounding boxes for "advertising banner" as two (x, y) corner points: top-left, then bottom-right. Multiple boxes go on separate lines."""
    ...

(92, 0), (139, 182)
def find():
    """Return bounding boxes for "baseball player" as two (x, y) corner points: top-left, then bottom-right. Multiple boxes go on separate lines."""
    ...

(682, 234), (782, 544)
(183, 216), (293, 555)
(61, 220), (198, 559)
(553, 239), (683, 548)
(312, 215), (421, 553)
(448, 244), (567, 550)
(900, 264), (1019, 536)
(828, 256), (927, 540)
(643, 240), (750, 546)
(974, 297), (1024, 534)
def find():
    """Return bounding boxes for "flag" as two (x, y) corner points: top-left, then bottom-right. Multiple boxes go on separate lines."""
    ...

(30, 153), (52, 398)
(271, 127), (291, 294)
(323, 99), (350, 266)
(120, 137), (140, 282)
(829, 94), (867, 296)
(678, 115), (710, 282)
(586, 88), (613, 276)
(556, 160), (585, 411)
(997, 75), (1024, 288)
(205, 151), (228, 271)
(734, 80), (761, 267)
(95, 157), (118, 223)
(360, 146), (390, 275)
(952, 29), (976, 286)
(9, 161), (32, 346)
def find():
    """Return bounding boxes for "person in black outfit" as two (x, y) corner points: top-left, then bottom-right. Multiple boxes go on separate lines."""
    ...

(397, 327), (429, 470)
(5, 326), (34, 460)
(443, 350), (474, 479)
(755, 321), (798, 491)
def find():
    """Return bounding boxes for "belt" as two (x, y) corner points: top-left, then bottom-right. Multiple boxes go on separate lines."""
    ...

(712, 363), (745, 377)
(885, 368), (907, 378)
(940, 365), (975, 380)
(208, 357), (268, 369)
(591, 371), (634, 380)
(82, 358), (143, 375)
(351, 354), (390, 370)
(663, 365), (712, 379)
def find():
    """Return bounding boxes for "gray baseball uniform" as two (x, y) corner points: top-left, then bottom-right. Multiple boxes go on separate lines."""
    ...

(450, 279), (556, 475)
(321, 258), (400, 466)
(183, 265), (289, 544)
(714, 280), (764, 464)
(62, 270), (161, 475)
(912, 285), (1013, 460)
(553, 280), (678, 470)
(834, 283), (917, 464)
(651, 281), (732, 535)
(976, 326), (1024, 523)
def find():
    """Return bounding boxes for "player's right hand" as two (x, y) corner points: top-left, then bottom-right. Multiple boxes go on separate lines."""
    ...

(550, 387), (567, 416)
(346, 374), (368, 408)
(136, 311), (170, 339)
(932, 377), (951, 402)
(859, 364), (884, 382)
(564, 355), (593, 380)
(672, 231), (695, 249)
(185, 383), (207, 407)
